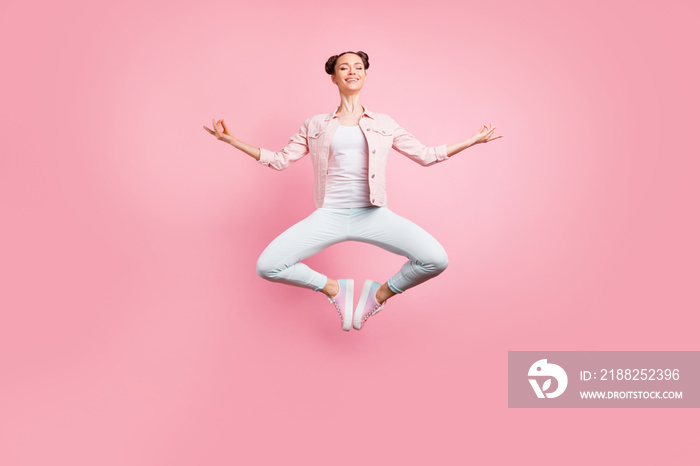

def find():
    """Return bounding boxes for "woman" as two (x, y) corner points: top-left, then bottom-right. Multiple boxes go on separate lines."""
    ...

(204, 50), (502, 331)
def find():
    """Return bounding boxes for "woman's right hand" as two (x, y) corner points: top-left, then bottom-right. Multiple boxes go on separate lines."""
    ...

(203, 118), (236, 145)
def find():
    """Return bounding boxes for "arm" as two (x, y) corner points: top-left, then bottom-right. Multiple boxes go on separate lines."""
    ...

(204, 117), (310, 170)
(231, 138), (263, 161)
(390, 117), (449, 167)
(446, 123), (503, 157)
(256, 118), (311, 170)
(445, 139), (475, 158)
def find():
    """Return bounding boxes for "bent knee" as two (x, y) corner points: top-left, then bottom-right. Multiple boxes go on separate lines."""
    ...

(433, 251), (449, 274)
(256, 255), (278, 280)
(423, 249), (449, 275)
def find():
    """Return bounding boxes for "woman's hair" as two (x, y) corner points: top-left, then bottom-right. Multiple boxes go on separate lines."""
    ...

(325, 51), (370, 75)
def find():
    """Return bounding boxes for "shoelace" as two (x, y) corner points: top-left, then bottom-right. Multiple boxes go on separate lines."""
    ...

(328, 296), (344, 321)
(362, 301), (385, 323)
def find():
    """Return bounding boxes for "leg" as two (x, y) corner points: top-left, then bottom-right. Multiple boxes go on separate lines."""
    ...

(349, 206), (449, 301)
(255, 208), (346, 293)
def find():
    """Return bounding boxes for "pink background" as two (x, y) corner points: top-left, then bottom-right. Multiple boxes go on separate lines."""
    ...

(1, 0), (698, 464)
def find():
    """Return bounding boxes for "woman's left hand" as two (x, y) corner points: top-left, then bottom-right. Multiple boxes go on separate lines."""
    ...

(470, 123), (502, 145)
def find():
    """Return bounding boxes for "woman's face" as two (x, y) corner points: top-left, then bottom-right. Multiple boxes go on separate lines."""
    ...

(332, 53), (366, 92)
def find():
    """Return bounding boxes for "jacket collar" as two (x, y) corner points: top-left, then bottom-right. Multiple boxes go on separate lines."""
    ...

(324, 104), (376, 122)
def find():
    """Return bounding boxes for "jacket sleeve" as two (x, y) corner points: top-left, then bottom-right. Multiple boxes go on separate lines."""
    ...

(389, 116), (449, 167)
(257, 118), (310, 170)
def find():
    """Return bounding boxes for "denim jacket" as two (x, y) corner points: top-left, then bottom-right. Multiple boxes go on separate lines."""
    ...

(257, 105), (449, 207)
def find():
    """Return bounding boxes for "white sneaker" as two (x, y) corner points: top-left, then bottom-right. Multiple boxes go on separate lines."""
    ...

(327, 279), (354, 331)
(353, 279), (386, 330)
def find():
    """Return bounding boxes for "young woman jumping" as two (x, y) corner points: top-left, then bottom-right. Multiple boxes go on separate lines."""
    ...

(204, 50), (502, 331)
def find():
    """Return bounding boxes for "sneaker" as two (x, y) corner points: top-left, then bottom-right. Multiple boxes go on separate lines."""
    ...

(353, 279), (386, 330)
(327, 279), (354, 331)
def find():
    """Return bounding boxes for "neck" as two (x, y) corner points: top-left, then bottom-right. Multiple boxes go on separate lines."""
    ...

(335, 94), (363, 116)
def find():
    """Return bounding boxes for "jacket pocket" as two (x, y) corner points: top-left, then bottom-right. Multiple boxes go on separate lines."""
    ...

(369, 126), (394, 150)
(306, 126), (328, 139)
(306, 125), (326, 154)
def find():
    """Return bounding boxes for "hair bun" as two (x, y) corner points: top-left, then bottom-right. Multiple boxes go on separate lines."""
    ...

(325, 51), (370, 75)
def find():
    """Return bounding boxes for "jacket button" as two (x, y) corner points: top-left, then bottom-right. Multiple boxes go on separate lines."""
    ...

(371, 198), (375, 202)
(372, 149), (376, 154)
(314, 133), (318, 137)
(365, 127), (369, 131)
(371, 174), (375, 178)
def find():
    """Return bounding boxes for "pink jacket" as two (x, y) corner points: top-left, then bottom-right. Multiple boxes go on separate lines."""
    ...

(257, 105), (449, 207)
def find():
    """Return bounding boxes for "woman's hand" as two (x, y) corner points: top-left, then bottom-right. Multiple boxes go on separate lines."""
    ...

(203, 118), (236, 145)
(470, 123), (502, 145)
(446, 123), (502, 157)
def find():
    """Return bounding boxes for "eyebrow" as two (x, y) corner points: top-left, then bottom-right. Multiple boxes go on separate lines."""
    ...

(339, 62), (363, 66)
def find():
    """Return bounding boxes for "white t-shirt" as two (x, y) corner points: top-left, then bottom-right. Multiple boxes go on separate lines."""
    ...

(322, 125), (372, 208)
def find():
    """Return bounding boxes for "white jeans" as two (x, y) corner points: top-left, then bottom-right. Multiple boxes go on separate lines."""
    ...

(256, 206), (449, 293)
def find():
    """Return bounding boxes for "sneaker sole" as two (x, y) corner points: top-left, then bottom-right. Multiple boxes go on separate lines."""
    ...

(342, 279), (354, 331)
(353, 279), (375, 330)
